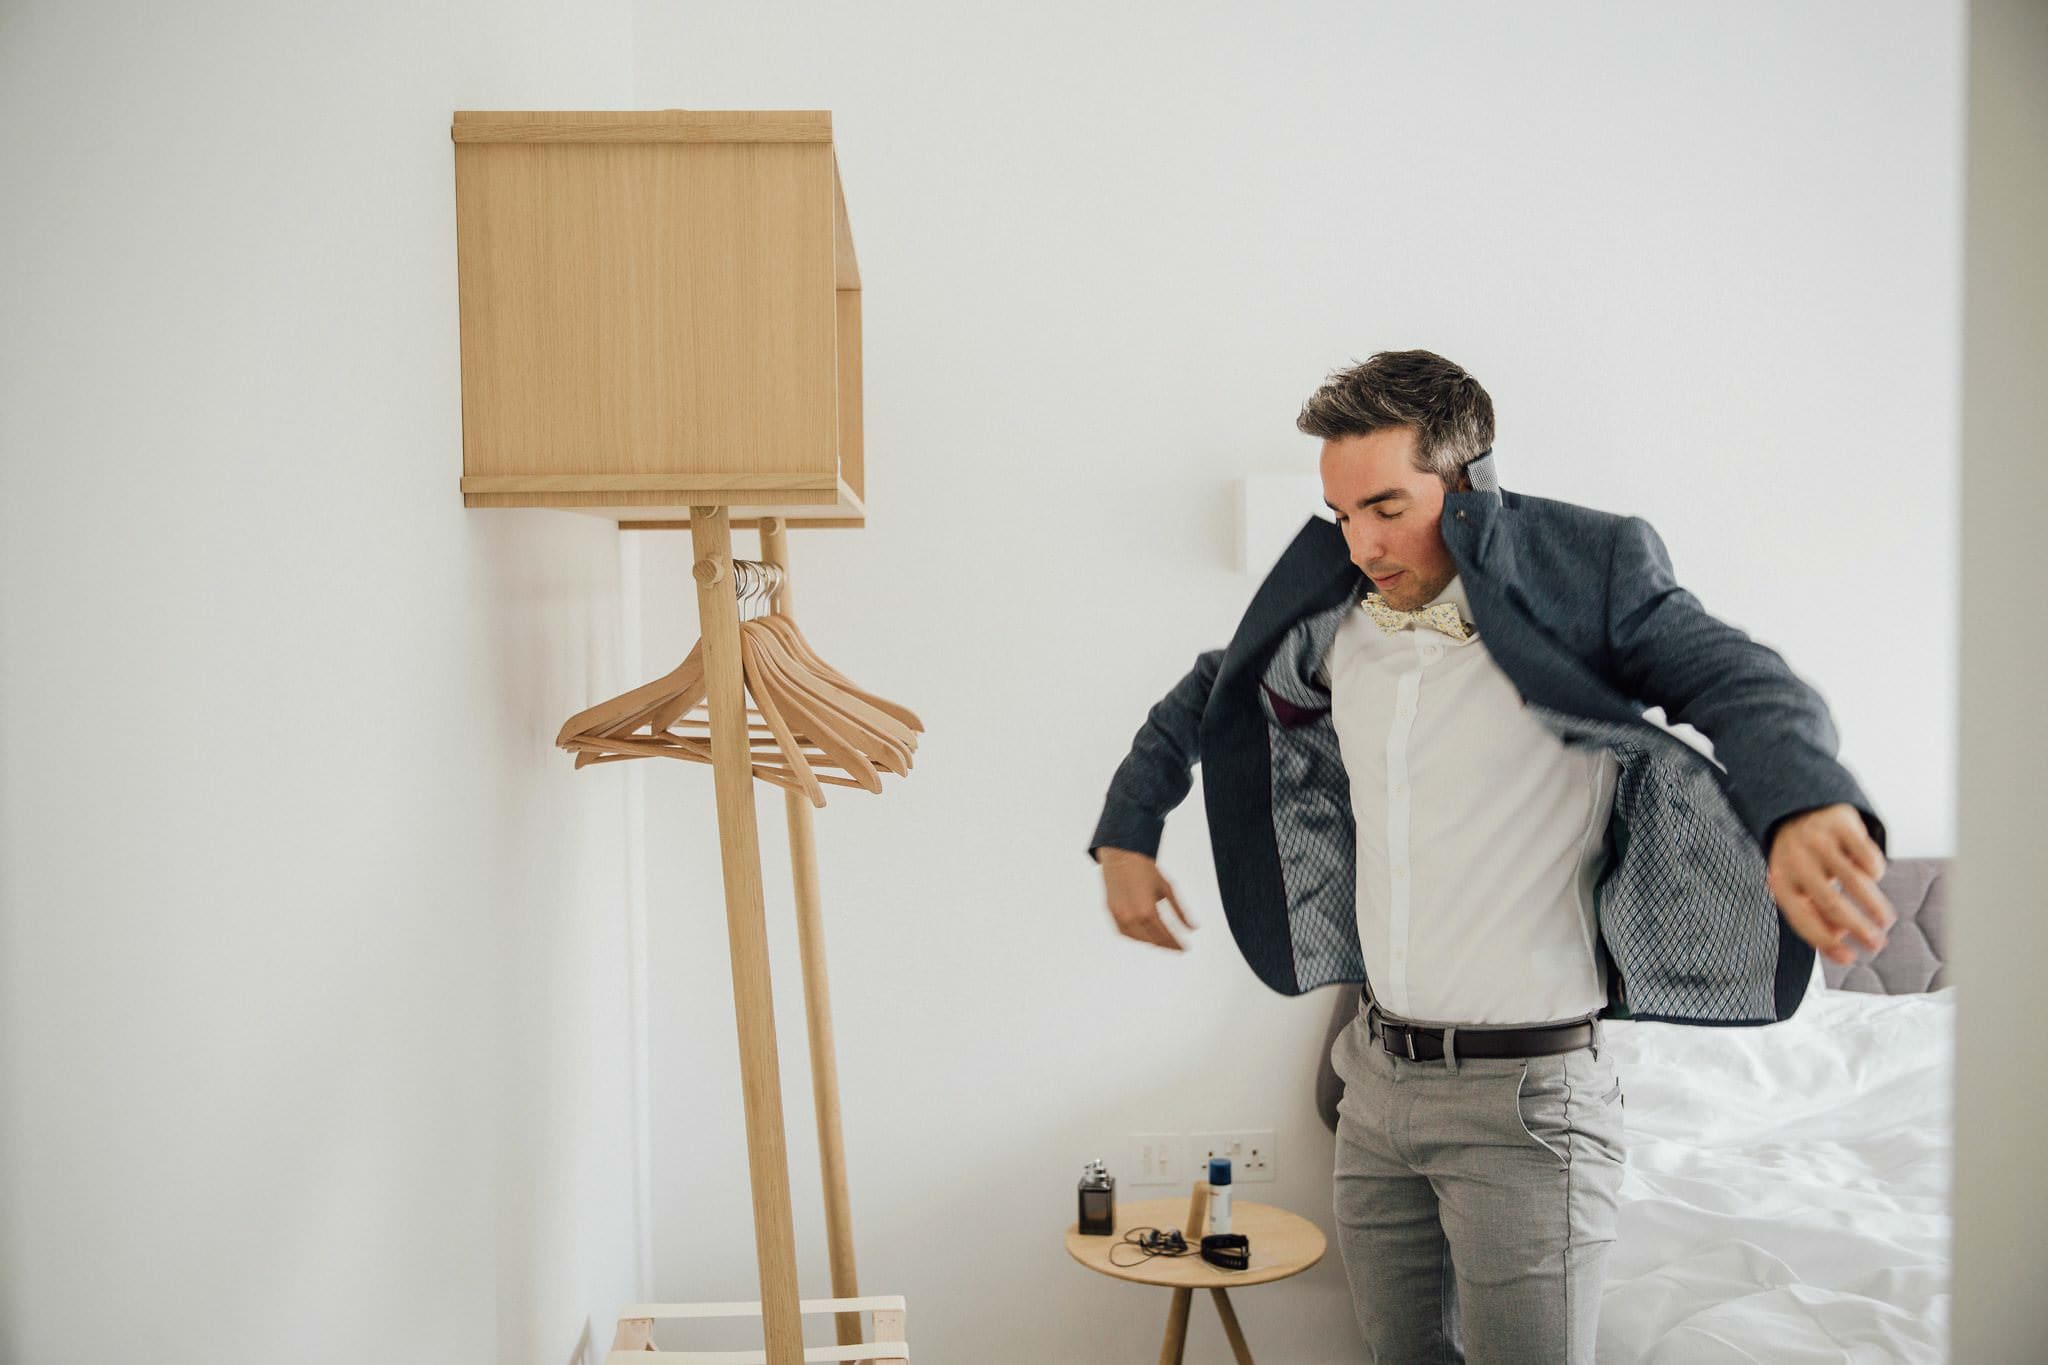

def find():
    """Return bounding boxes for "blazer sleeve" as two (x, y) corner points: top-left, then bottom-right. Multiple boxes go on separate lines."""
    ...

(1086, 647), (1225, 862)
(1604, 516), (1888, 858)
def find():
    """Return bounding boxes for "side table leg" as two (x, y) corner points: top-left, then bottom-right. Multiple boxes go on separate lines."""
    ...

(1157, 1286), (1192, 1365)
(1210, 1287), (1254, 1364)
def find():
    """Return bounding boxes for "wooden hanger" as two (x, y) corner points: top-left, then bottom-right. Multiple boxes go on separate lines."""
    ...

(741, 619), (914, 774)
(560, 727), (866, 800)
(731, 561), (921, 760)
(755, 611), (924, 733)
(559, 667), (867, 798)
(555, 640), (705, 752)
(555, 565), (918, 805)
(562, 657), (718, 771)
(736, 626), (876, 797)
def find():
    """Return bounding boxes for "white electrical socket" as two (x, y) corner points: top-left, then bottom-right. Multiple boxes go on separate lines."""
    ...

(1188, 1129), (1277, 1182)
(1124, 1133), (1186, 1186)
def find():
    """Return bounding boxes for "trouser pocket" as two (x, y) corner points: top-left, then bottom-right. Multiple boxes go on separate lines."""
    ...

(1511, 1049), (1625, 1170)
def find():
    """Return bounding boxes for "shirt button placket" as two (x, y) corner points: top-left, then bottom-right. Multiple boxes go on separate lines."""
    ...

(1386, 663), (1420, 1014)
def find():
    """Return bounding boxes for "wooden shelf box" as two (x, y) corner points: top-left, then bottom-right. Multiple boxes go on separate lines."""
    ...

(451, 109), (865, 528)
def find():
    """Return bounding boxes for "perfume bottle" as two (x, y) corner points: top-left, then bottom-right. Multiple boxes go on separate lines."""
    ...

(1207, 1157), (1233, 1235)
(1077, 1157), (1115, 1235)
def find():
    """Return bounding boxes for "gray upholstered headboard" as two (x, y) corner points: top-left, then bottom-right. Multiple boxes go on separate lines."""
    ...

(1822, 856), (1951, 994)
(1314, 855), (1954, 1135)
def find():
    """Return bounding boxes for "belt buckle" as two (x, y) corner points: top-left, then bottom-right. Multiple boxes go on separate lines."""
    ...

(1382, 1022), (1416, 1060)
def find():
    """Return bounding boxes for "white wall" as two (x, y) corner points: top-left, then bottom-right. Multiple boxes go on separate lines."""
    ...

(633, 3), (1962, 1361)
(0, 3), (642, 1362)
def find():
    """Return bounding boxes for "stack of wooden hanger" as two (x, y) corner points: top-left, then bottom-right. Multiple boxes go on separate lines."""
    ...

(556, 560), (922, 807)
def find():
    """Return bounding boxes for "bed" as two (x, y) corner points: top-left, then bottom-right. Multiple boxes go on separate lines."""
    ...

(1313, 856), (1954, 1362)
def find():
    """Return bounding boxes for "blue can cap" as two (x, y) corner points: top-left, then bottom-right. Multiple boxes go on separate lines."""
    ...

(1208, 1156), (1233, 1186)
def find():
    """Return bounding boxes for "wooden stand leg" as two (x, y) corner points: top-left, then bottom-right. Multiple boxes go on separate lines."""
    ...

(690, 506), (804, 1365)
(1210, 1288), (1254, 1364)
(1158, 1287), (1193, 1365)
(758, 516), (865, 1350)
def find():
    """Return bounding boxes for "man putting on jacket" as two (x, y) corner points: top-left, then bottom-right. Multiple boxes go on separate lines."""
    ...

(1088, 349), (1894, 1363)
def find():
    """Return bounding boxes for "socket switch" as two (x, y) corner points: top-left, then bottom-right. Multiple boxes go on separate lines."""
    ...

(1188, 1128), (1276, 1182)
(1124, 1132), (1187, 1186)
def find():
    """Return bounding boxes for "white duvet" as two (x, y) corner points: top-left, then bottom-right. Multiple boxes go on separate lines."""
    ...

(1597, 980), (1954, 1363)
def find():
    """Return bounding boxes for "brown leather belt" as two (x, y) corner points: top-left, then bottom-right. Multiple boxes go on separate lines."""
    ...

(1371, 1014), (1594, 1061)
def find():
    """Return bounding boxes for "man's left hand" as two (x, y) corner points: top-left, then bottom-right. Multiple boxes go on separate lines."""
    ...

(1766, 804), (1897, 966)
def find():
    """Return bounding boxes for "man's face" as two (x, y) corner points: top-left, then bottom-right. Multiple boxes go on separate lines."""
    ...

(1319, 426), (1465, 612)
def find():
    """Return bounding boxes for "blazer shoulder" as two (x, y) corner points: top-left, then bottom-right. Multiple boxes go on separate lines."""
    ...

(1503, 488), (1631, 537)
(1497, 491), (1634, 586)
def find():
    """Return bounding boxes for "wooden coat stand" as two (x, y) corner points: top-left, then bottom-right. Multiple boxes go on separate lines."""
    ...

(601, 508), (907, 1364)
(450, 108), (908, 1364)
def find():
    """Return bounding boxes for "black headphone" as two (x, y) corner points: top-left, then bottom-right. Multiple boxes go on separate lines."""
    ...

(1200, 1233), (1251, 1271)
(1115, 1226), (1251, 1272)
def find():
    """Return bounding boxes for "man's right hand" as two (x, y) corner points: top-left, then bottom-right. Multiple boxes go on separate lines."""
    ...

(1098, 847), (1198, 952)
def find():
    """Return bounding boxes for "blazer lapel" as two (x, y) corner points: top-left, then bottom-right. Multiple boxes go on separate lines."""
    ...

(1445, 488), (1644, 730)
(1214, 515), (1359, 706)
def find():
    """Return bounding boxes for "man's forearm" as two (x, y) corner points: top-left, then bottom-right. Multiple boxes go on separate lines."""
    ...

(1087, 647), (1225, 862)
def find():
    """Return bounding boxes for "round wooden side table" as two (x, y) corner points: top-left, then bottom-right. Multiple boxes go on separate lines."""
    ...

(1064, 1182), (1327, 1364)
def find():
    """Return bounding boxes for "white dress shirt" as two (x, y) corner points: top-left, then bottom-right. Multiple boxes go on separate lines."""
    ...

(1319, 572), (1620, 1026)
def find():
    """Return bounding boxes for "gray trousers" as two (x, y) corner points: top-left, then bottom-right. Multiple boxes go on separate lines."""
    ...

(1328, 989), (1628, 1363)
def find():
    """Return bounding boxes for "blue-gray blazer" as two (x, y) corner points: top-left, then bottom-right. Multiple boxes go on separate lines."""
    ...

(1086, 451), (1886, 1025)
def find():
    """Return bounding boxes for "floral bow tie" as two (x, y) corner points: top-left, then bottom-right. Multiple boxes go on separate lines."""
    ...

(1360, 592), (1478, 643)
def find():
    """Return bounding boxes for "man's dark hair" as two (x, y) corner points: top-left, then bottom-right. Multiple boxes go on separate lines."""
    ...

(1296, 350), (1496, 488)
